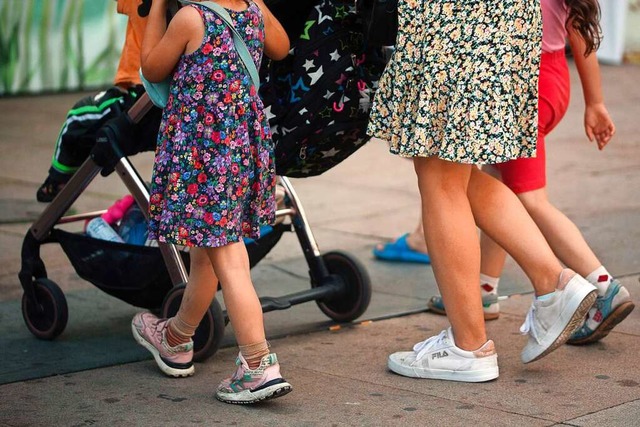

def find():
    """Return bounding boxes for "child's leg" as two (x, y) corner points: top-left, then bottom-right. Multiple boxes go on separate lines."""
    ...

(165, 247), (220, 345)
(518, 189), (600, 277)
(207, 241), (292, 404)
(205, 241), (266, 350)
(131, 248), (220, 378)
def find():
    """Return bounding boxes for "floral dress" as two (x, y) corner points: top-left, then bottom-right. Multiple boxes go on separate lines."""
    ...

(367, 0), (542, 164)
(148, 1), (276, 247)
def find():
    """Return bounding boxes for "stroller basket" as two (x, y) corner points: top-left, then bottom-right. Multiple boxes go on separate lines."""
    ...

(52, 224), (289, 309)
(54, 229), (173, 310)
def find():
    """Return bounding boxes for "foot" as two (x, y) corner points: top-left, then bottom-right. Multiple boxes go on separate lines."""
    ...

(216, 353), (292, 404)
(373, 233), (431, 264)
(568, 279), (635, 345)
(387, 327), (499, 382)
(520, 271), (597, 364)
(131, 312), (194, 377)
(427, 294), (500, 321)
(36, 176), (69, 202)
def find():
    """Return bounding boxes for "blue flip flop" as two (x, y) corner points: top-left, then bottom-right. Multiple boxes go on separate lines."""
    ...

(373, 233), (431, 264)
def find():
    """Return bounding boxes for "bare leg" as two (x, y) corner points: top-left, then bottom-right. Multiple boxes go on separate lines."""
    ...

(414, 157), (486, 350)
(173, 247), (220, 329)
(480, 233), (508, 278)
(468, 167), (562, 295)
(518, 188), (601, 277)
(477, 166), (509, 278)
(206, 241), (266, 346)
(406, 216), (429, 254)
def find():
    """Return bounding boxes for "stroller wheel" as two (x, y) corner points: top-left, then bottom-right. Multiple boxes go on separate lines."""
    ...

(315, 251), (372, 323)
(22, 278), (68, 340)
(161, 284), (225, 362)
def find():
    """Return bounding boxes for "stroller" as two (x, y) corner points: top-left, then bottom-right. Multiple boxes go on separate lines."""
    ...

(18, 0), (376, 362)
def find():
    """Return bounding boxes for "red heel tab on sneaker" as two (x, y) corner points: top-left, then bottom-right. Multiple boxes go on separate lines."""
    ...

(473, 340), (496, 358)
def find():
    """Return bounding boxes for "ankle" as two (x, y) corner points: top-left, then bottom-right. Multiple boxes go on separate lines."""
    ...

(166, 319), (192, 347)
(406, 232), (428, 254)
(240, 341), (270, 369)
(585, 266), (612, 296)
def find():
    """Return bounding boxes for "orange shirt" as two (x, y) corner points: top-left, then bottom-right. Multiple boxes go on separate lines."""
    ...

(114, 0), (149, 87)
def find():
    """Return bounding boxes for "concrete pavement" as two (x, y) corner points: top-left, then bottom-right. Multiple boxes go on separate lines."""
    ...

(0, 61), (639, 426)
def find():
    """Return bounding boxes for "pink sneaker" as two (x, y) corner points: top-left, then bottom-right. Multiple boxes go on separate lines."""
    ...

(216, 353), (292, 404)
(131, 312), (194, 377)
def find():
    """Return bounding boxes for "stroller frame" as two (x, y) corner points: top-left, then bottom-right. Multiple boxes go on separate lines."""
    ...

(19, 93), (372, 361)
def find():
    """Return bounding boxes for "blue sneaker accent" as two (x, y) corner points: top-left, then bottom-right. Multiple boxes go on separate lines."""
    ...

(427, 294), (500, 321)
(373, 234), (431, 264)
(568, 279), (635, 345)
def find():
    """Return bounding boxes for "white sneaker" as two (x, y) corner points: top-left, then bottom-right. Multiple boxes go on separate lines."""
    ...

(388, 327), (499, 383)
(520, 271), (597, 364)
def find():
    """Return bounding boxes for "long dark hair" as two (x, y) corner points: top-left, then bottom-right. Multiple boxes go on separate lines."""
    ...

(565, 0), (602, 55)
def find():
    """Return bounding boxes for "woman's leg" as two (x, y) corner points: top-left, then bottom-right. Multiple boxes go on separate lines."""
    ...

(468, 167), (562, 294)
(414, 157), (486, 350)
(387, 157), (498, 383)
(468, 167), (599, 363)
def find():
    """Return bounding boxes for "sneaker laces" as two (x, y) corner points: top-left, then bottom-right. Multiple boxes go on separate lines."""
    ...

(519, 304), (540, 344)
(413, 329), (448, 359)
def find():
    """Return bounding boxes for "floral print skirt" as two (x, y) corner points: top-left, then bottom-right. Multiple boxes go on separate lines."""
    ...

(367, 0), (542, 164)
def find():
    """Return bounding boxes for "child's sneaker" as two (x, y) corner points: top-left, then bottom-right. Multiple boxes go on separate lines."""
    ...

(387, 327), (499, 383)
(568, 279), (635, 345)
(520, 272), (597, 364)
(216, 353), (292, 404)
(131, 312), (194, 377)
(427, 294), (500, 321)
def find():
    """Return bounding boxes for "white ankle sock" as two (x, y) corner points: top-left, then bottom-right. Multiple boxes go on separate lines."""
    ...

(586, 266), (611, 296)
(479, 274), (499, 297)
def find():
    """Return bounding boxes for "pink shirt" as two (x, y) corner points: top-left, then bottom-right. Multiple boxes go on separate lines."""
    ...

(541, 0), (569, 53)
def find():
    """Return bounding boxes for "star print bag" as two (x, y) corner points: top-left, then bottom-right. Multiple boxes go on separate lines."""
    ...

(260, 0), (386, 177)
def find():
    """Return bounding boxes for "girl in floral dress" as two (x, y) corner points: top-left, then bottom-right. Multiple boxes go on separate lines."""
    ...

(368, 0), (598, 381)
(131, 0), (292, 404)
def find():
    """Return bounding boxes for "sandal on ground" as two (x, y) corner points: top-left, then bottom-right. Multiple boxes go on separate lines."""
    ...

(373, 233), (431, 264)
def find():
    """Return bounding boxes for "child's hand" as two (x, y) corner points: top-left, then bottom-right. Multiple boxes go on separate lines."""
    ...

(584, 103), (615, 150)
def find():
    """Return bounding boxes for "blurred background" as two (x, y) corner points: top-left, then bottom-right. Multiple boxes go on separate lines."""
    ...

(1, 0), (639, 96)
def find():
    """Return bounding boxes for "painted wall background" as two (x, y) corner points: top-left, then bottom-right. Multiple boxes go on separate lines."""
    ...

(0, 0), (638, 96)
(626, 0), (640, 62)
(0, 0), (127, 96)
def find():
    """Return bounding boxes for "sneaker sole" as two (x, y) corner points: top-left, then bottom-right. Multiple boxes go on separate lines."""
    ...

(131, 323), (195, 378)
(567, 301), (635, 345)
(387, 355), (499, 383)
(522, 290), (597, 364)
(427, 302), (500, 321)
(216, 382), (293, 404)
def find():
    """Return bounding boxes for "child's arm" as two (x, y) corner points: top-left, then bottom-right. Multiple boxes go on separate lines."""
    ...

(141, 0), (203, 82)
(567, 27), (615, 150)
(253, 0), (290, 60)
